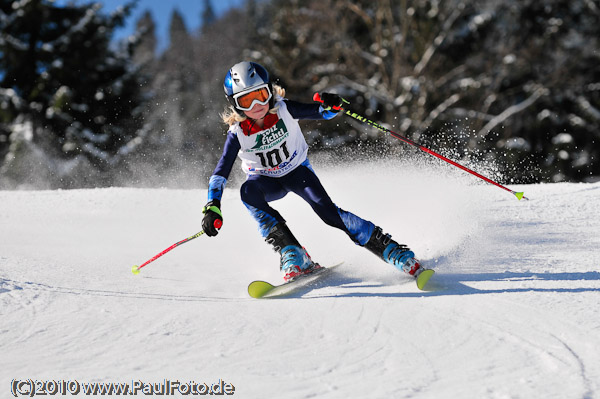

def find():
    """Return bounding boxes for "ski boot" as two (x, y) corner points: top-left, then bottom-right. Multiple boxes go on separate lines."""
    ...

(365, 226), (424, 277)
(265, 223), (321, 282)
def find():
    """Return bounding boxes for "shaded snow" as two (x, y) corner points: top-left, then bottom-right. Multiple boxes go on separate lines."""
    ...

(1, 159), (599, 398)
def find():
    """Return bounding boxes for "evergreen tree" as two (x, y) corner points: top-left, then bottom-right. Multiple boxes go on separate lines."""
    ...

(201, 0), (216, 32)
(132, 10), (157, 66)
(0, 0), (145, 187)
(128, 9), (201, 187)
(169, 9), (191, 52)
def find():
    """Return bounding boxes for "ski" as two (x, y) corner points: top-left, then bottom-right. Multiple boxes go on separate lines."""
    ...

(248, 263), (343, 299)
(416, 269), (435, 290)
(248, 263), (433, 298)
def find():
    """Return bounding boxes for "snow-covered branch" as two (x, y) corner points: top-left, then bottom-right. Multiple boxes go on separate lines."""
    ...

(474, 85), (549, 139)
(414, 5), (466, 75)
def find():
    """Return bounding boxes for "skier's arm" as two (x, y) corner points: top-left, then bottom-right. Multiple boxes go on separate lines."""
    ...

(285, 93), (342, 121)
(202, 131), (241, 236)
(207, 131), (240, 201)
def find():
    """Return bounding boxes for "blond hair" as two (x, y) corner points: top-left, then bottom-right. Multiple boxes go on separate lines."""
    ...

(221, 84), (286, 126)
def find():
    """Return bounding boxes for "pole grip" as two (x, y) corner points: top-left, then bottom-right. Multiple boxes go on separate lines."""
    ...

(214, 219), (223, 229)
(313, 92), (344, 111)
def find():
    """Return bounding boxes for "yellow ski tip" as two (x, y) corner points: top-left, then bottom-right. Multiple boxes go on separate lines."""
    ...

(131, 265), (140, 275)
(248, 281), (275, 298)
(416, 269), (435, 290)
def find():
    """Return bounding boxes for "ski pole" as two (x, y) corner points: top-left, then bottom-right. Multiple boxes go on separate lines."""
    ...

(314, 93), (527, 201)
(131, 219), (223, 275)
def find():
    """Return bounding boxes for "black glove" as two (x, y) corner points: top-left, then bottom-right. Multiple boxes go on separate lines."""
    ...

(319, 92), (344, 112)
(202, 200), (223, 237)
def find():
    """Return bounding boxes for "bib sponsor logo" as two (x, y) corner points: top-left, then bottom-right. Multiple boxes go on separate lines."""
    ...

(248, 120), (289, 151)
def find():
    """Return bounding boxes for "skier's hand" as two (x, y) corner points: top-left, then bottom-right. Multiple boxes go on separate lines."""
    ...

(202, 200), (223, 237)
(318, 92), (344, 112)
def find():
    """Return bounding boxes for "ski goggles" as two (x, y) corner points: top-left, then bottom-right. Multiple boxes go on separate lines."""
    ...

(233, 84), (272, 111)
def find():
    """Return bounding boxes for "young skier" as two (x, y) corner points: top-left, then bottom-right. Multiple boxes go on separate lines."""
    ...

(201, 61), (425, 282)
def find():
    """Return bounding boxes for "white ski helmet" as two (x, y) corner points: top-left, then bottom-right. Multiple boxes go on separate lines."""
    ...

(224, 61), (273, 114)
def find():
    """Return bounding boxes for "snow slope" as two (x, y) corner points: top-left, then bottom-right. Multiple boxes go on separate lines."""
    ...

(1, 159), (599, 398)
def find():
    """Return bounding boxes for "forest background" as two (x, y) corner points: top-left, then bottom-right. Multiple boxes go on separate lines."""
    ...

(1, 0), (599, 189)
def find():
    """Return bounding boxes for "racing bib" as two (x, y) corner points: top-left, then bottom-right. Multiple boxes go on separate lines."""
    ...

(233, 100), (308, 177)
